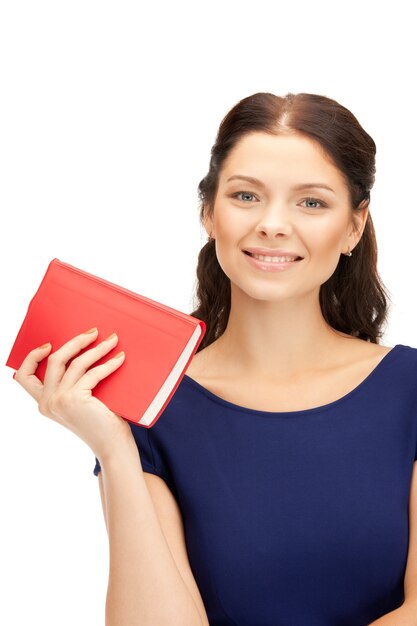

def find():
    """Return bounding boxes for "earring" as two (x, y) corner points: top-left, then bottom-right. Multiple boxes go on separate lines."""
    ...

(345, 247), (352, 257)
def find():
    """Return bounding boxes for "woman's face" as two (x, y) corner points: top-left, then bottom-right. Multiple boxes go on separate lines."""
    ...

(204, 131), (368, 302)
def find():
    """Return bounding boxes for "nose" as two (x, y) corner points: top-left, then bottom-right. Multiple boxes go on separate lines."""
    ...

(254, 203), (294, 238)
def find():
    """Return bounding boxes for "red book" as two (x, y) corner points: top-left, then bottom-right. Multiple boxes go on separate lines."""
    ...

(6, 259), (206, 427)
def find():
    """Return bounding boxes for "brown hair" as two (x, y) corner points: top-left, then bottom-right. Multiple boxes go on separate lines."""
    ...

(190, 92), (391, 351)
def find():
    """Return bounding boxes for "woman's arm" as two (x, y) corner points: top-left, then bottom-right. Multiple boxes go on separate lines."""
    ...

(99, 440), (204, 626)
(367, 600), (417, 625)
(13, 330), (204, 626)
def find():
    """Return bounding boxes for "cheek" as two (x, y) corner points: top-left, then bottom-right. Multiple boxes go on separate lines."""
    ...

(306, 220), (346, 255)
(213, 213), (249, 260)
(214, 206), (246, 237)
(211, 223), (246, 282)
(308, 226), (347, 284)
(213, 238), (238, 278)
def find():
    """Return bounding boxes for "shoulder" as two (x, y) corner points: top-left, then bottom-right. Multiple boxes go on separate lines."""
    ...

(187, 341), (220, 382)
(335, 340), (417, 383)
(336, 339), (416, 370)
(357, 341), (395, 364)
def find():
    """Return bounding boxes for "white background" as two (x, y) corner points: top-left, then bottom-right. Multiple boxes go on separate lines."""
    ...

(1, 1), (416, 624)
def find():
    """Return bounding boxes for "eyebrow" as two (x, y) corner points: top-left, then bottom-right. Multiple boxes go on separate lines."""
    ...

(225, 175), (336, 194)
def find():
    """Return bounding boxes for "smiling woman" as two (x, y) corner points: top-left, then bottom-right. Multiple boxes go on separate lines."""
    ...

(13, 91), (417, 626)
(193, 95), (379, 350)
(171, 92), (416, 623)
(96, 91), (417, 624)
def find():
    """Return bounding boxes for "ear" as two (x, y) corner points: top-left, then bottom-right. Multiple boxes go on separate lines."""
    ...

(346, 200), (369, 253)
(203, 206), (215, 239)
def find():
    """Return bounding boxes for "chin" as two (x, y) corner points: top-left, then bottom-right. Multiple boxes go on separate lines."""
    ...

(232, 280), (299, 302)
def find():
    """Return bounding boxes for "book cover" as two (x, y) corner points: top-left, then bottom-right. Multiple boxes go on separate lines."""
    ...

(6, 259), (206, 426)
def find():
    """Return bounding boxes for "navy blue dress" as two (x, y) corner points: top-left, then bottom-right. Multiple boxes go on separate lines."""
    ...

(94, 343), (417, 625)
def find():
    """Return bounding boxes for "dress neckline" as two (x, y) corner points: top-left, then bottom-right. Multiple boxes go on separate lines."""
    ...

(182, 344), (404, 417)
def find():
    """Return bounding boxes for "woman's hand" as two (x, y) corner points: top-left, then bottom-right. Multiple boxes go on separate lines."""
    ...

(13, 327), (134, 461)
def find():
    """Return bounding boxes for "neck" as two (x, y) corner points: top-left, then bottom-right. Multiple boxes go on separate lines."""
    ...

(213, 285), (354, 380)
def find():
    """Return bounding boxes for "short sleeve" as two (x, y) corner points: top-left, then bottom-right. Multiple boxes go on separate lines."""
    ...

(93, 423), (165, 478)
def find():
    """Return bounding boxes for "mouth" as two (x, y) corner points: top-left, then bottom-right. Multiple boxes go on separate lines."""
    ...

(243, 250), (303, 263)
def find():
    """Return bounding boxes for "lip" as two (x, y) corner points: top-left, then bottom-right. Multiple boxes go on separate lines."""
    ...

(243, 250), (303, 272)
(243, 247), (303, 259)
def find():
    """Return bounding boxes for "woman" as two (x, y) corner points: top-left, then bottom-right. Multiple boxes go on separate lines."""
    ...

(13, 92), (417, 625)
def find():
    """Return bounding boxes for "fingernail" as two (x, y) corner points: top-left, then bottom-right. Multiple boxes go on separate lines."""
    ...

(104, 333), (117, 341)
(84, 327), (98, 334)
(114, 351), (125, 358)
(38, 342), (51, 349)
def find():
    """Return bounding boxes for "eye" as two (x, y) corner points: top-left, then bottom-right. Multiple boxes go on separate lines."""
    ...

(230, 191), (258, 203)
(300, 197), (327, 209)
(230, 192), (328, 209)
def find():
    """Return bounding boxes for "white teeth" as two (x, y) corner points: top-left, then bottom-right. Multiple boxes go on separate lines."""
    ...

(251, 254), (298, 263)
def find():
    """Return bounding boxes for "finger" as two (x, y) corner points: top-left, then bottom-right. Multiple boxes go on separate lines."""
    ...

(42, 328), (99, 398)
(13, 343), (53, 402)
(59, 333), (119, 390)
(74, 350), (126, 392)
